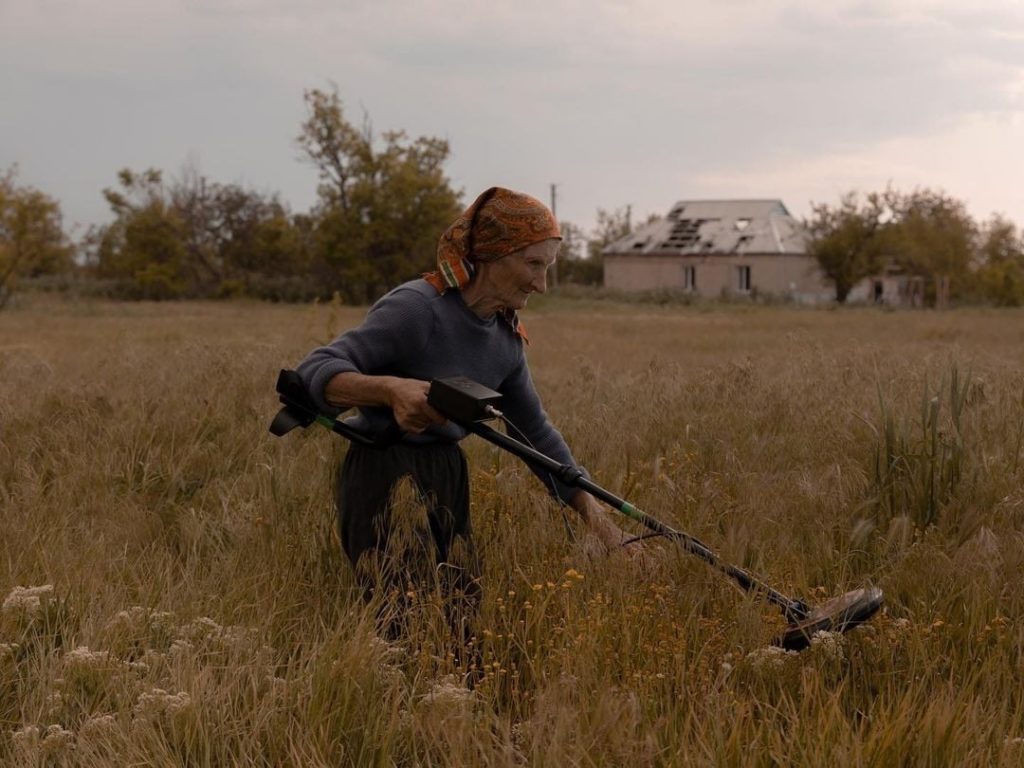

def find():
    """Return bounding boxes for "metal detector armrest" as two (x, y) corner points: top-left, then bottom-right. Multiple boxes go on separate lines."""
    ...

(269, 369), (401, 448)
(270, 369), (320, 436)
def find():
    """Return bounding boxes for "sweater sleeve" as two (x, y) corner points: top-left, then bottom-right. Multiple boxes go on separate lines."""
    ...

(295, 287), (434, 415)
(499, 355), (586, 504)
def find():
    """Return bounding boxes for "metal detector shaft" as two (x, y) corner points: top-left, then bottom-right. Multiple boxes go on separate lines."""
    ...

(269, 369), (810, 623)
(465, 421), (810, 622)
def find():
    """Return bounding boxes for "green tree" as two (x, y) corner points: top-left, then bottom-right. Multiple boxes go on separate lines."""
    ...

(973, 215), (1024, 306)
(91, 169), (189, 299)
(91, 167), (309, 299)
(588, 207), (632, 261)
(0, 167), (75, 309)
(805, 192), (890, 303)
(887, 188), (976, 303)
(555, 221), (602, 285)
(171, 168), (310, 296)
(567, 206), (633, 288)
(297, 86), (461, 302)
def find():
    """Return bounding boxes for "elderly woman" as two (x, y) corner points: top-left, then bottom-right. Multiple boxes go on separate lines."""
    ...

(297, 187), (632, 638)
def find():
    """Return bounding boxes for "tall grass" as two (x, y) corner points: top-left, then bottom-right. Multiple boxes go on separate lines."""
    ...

(870, 365), (972, 529)
(1, 296), (1023, 765)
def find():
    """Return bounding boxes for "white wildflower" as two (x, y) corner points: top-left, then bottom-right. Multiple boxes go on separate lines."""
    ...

(421, 674), (475, 709)
(12, 723), (75, 759)
(105, 606), (150, 635)
(133, 688), (193, 725)
(745, 645), (798, 675)
(856, 623), (877, 637)
(510, 721), (532, 750)
(63, 646), (115, 691)
(44, 691), (65, 718)
(105, 606), (177, 653)
(218, 625), (253, 644)
(41, 724), (75, 755)
(1, 585), (54, 620)
(146, 611), (177, 638)
(178, 617), (222, 643)
(64, 646), (111, 673)
(810, 631), (847, 663)
(173, 617), (264, 659)
(369, 635), (404, 660)
(79, 714), (119, 740)
(168, 639), (194, 660)
(11, 724), (41, 748)
(376, 661), (405, 689)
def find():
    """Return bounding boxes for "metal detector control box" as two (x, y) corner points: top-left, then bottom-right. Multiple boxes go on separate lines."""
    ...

(428, 377), (503, 424)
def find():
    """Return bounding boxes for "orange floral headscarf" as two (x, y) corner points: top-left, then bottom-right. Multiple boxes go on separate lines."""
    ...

(424, 187), (560, 339)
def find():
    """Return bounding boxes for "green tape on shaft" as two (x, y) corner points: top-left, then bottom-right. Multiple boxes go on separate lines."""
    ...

(620, 501), (643, 521)
(316, 415), (334, 429)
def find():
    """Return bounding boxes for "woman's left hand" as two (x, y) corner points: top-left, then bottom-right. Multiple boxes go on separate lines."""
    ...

(571, 492), (645, 559)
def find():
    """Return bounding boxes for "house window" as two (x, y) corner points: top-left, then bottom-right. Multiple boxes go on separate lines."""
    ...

(683, 265), (696, 291)
(737, 265), (751, 292)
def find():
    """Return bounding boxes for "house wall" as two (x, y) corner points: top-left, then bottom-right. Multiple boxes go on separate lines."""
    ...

(603, 253), (832, 301)
(847, 275), (921, 306)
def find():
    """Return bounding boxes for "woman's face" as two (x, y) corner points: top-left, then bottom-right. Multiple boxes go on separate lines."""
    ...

(479, 238), (559, 311)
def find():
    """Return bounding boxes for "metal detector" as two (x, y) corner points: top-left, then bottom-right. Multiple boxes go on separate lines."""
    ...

(270, 370), (883, 651)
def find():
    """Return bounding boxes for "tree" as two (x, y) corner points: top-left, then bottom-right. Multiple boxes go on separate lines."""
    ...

(805, 191), (890, 303)
(588, 206), (632, 262)
(91, 167), (310, 299)
(170, 167), (310, 295)
(554, 221), (602, 285)
(90, 169), (190, 299)
(973, 215), (1024, 306)
(0, 166), (75, 309)
(297, 86), (461, 302)
(886, 188), (976, 303)
(558, 206), (633, 288)
(551, 209), (637, 287)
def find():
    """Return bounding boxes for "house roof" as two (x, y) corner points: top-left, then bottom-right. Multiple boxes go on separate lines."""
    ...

(604, 199), (808, 256)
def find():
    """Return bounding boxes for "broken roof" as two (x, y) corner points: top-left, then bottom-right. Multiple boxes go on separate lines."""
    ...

(604, 199), (808, 256)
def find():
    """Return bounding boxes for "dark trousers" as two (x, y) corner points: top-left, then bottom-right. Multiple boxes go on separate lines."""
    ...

(336, 441), (481, 648)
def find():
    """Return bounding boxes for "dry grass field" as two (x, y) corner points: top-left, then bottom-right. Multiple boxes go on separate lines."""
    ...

(1, 294), (1023, 766)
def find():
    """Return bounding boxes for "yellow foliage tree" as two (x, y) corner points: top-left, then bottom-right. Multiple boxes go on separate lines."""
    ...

(0, 167), (75, 309)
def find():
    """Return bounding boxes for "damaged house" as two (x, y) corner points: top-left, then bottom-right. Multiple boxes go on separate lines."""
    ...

(603, 199), (833, 302)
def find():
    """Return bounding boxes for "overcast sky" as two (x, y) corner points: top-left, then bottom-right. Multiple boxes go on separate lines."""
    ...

(2, 0), (1023, 239)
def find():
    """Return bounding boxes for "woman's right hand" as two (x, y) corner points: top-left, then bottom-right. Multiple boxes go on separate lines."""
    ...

(387, 377), (448, 434)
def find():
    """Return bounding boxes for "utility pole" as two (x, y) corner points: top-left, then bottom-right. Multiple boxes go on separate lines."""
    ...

(550, 183), (559, 288)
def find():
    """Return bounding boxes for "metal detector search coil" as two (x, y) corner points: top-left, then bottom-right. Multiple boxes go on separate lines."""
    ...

(775, 587), (885, 651)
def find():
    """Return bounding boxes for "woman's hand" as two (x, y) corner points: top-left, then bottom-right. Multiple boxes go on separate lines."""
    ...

(386, 377), (448, 434)
(570, 491), (645, 559)
(325, 372), (447, 434)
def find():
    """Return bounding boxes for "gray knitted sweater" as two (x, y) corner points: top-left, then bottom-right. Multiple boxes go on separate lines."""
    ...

(296, 279), (582, 502)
